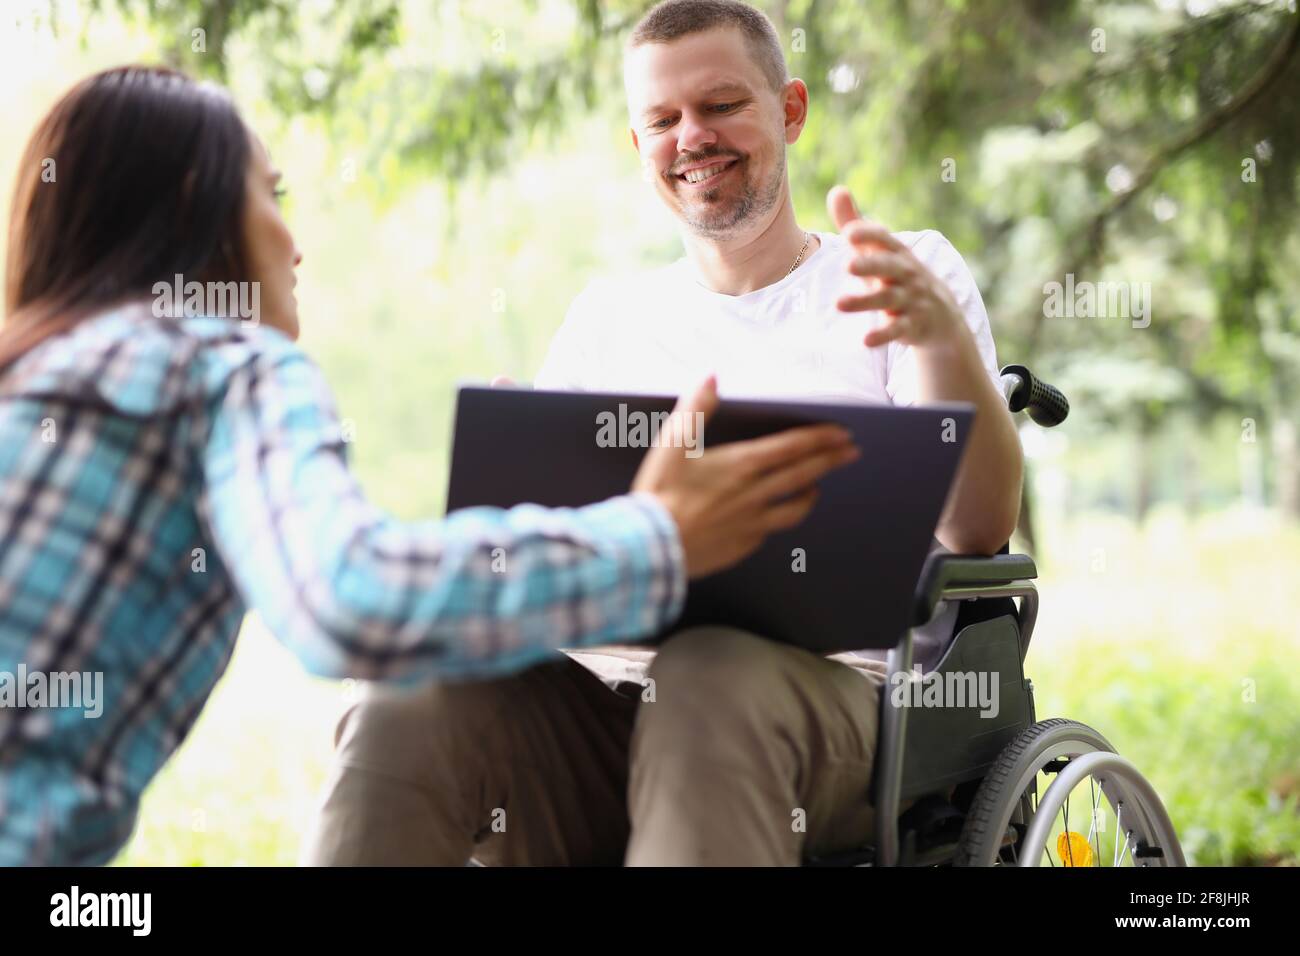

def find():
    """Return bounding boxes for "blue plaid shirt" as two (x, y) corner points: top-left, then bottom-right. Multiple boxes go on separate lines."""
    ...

(0, 305), (685, 865)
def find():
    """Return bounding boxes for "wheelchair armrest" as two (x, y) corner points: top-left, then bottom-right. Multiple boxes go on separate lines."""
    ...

(912, 552), (1038, 627)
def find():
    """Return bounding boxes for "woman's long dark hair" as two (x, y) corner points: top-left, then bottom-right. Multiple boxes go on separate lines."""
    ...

(0, 65), (251, 372)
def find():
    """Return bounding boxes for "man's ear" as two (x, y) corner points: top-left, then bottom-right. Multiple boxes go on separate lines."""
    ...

(782, 78), (810, 145)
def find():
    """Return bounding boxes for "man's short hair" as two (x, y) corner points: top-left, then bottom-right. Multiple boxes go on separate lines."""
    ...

(627, 0), (790, 94)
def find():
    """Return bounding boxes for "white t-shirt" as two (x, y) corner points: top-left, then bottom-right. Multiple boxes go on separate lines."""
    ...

(536, 229), (1003, 666)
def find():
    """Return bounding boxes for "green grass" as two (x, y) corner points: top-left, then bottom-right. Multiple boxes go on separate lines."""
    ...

(113, 506), (1300, 866)
(1023, 507), (1300, 866)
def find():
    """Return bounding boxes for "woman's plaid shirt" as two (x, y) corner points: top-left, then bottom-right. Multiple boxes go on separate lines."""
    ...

(0, 306), (684, 864)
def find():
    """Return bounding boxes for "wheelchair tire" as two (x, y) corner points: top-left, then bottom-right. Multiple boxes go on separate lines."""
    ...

(953, 718), (1127, 866)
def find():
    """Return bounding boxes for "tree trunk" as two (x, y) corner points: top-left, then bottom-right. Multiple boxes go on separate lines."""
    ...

(1015, 463), (1037, 554)
(1134, 418), (1154, 525)
(1273, 414), (1299, 520)
(1182, 423), (1200, 519)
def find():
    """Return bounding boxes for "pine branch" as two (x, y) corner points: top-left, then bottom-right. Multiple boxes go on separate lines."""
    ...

(1026, 6), (1300, 356)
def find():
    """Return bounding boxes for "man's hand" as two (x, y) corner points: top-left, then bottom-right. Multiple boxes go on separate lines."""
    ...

(827, 185), (967, 351)
(826, 185), (1023, 555)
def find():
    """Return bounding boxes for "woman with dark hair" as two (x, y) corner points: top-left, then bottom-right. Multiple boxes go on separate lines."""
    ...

(0, 66), (856, 864)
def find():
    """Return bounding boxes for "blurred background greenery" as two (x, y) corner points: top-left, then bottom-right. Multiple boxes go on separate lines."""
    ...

(1, 0), (1297, 865)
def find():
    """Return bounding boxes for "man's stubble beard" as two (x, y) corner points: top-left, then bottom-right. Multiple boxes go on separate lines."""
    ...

(681, 150), (786, 240)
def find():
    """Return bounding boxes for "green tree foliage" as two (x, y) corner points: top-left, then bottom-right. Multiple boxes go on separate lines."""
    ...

(61, 0), (1300, 513)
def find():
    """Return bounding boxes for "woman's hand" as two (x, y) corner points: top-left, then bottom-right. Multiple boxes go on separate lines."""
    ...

(633, 376), (860, 578)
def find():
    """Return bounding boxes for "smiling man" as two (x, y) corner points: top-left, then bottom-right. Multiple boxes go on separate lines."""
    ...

(541, 3), (1020, 554)
(536, 0), (1021, 663)
(304, 0), (1022, 867)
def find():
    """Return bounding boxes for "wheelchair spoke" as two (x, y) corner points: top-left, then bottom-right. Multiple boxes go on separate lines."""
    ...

(1117, 828), (1135, 866)
(1032, 766), (1130, 866)
(1113, 802), (1123, 867)
(961, 720), (1183, 868)
(1037, 776), (1145, 867)
(1089, 777), (1102, 867)
(1062, 786), (1076, 865)
(1034, 772), (1055, 866)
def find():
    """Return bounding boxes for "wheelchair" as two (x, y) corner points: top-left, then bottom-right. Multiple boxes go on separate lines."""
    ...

(806, 365), (1186, 868)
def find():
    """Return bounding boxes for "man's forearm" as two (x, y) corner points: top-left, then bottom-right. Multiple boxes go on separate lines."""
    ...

(916, 331), (1023, 555)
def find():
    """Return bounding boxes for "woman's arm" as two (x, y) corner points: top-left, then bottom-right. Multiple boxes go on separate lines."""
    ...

(195, 339), (686, 683)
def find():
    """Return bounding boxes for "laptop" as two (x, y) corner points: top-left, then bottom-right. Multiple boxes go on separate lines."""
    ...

(445, 386), (974, 653)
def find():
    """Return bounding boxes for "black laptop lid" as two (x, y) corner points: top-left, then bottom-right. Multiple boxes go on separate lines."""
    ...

(446, 387), (974, 653)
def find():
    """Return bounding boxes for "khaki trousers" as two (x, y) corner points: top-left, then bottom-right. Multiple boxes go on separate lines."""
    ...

(300, 626), (888, 866)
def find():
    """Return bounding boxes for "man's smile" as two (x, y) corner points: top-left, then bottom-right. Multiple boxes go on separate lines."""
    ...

(674, 157), (739, 187)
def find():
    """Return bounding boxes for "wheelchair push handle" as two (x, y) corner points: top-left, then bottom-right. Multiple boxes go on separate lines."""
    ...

(999, 364), (1069, 427)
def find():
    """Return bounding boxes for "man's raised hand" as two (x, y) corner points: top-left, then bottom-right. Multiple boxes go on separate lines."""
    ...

(827, 185), (965, 350)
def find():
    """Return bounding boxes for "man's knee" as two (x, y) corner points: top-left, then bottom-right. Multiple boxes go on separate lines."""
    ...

(637, 627), (811, 739)
(649, 624), (793, 685)
(307, 661), (584, 865)
(332, 672), (529, 787)
(634, 626), (879, 764)
(626, 629), (881, 863)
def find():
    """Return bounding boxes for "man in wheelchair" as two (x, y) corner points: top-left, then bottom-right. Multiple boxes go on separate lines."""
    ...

(302, 0), (1025, 866)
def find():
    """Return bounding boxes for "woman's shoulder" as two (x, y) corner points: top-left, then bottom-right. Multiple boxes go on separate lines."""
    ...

(0, 303), (315, 418)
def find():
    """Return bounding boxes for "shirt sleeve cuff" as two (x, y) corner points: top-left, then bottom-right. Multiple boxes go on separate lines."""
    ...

(578, 491), (687, 637)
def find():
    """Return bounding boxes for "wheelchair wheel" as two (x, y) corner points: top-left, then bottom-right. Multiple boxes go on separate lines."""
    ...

(953, 718), (1186, 867)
